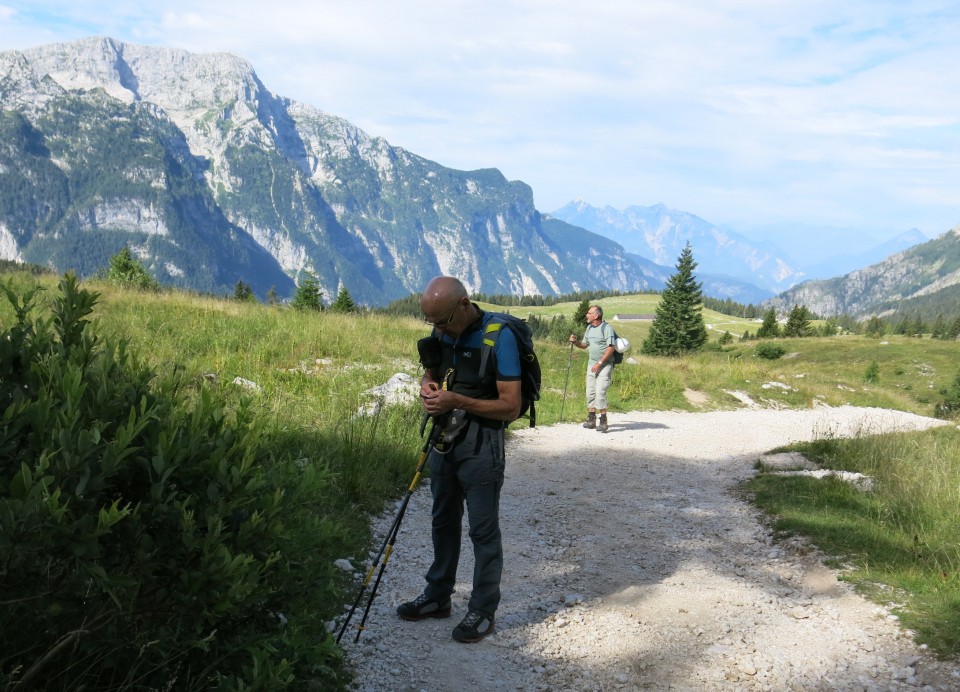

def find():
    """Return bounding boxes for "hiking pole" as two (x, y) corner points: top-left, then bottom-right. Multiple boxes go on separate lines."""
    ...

(349, 414), (444, 643)
(560, 340), (574, 422)
(336, 413), (443, 644)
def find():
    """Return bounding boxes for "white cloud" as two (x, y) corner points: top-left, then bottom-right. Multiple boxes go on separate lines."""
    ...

(1, 0), (958, 241)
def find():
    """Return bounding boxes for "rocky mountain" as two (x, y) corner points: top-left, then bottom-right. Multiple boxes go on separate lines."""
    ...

(0, 37), (657, 305)
(548, 200), (806, 303)
(765, 226), (960, 318)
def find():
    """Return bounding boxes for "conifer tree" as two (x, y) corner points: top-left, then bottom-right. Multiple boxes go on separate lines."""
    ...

(331, 286), (358, 313)
(864, 316), (886, 338)
(931, 313), (946, 339)
(641, 243), (707, 356)
(292, 272), (324, 311)
(106, 247), (159, 292)
(573, 299), (591, 326)
(756, 308), (780, 338)
(234, 280), (256, 303)
(783, 305), (812, 337)
(948, 316), (960, 341)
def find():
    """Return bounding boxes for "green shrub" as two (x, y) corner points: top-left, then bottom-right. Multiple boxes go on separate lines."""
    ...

(0, 274), (343, 690)
(754, 341), (786, 360)
(934, 371), (960, 419)
(864, 360), (880, 384)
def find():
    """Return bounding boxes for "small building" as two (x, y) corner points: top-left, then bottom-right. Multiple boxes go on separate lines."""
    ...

(613, 313), (655, 321)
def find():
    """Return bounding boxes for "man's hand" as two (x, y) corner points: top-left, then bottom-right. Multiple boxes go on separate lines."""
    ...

(420, 381), (454, 416)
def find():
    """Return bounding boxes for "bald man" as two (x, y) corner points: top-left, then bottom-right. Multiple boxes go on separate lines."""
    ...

(397, 276), (521, 643)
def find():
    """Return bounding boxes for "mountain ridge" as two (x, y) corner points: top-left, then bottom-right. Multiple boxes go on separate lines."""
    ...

(0, 37), (657, 305)
(766, 226), (960, 318)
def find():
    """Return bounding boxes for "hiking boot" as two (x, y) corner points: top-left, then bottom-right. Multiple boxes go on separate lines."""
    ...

(582, 412), (596, 429)
(396, 593), (451, 621)
(452, 610), (495, 643)
(598, 414), (608, 433)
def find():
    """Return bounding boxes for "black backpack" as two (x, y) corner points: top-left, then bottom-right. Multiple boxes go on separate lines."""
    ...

(478, 314), (542, 427)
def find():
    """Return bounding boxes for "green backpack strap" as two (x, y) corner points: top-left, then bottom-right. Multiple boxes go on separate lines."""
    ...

(478, 321), (503, 376)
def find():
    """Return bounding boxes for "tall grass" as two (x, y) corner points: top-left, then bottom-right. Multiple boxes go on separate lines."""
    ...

(749, 426), (960, 656)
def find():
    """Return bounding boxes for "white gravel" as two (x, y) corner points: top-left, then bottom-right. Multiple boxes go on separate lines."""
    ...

(337, 406), (960, 691)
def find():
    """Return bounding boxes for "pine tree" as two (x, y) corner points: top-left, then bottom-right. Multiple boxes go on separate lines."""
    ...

(864, 316), (886, 338)
(106, 247), (160, 292)
(911, 314), (926, 337)
(573, 299), (590, 325)
(783, 305), (812, 337)
(948, 316), (960, 341)
(330, 286), (358, 313)
(931, 313), (946, 339)
(641, 243), (708, 356)
(756, 308), (780, 339)
(292, 272), (324, 311)
(234, 280), (256, 303)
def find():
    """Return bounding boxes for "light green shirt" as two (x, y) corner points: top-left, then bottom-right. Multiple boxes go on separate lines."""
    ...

(583, 322), (615, 365)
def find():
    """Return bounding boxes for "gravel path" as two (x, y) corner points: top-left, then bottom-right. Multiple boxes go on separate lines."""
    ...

(337, 406), (960, 691)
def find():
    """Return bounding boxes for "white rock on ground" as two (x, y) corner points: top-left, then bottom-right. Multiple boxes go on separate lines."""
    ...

(336, 406), (960, 691)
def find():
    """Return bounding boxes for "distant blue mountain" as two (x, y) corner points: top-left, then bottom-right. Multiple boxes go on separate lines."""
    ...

(802, 229), (929, 280)
(549, 200), (802, 303)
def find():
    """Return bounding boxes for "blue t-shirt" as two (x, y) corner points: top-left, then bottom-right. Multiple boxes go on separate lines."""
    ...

(436, 309), (520, 399)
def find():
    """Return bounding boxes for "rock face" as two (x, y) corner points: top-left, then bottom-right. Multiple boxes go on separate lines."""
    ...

(0, 36), (656, 304)
(767, 226), (960, 318)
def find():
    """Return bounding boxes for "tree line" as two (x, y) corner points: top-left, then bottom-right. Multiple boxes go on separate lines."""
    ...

(9, 247), (958, 338)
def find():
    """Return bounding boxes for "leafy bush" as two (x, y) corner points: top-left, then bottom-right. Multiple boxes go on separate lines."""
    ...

(754, 341), (786, 360)
(864, 360), (880, 384)
(0, 274), (343, 690)
(934, 371), (960, 419)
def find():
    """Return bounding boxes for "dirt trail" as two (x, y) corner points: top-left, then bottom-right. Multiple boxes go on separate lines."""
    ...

(340, 406), (960, 691)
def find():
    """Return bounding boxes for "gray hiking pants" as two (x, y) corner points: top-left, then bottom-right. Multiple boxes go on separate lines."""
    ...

(424, 419), (505, 617)
(586, 361), (614, 410)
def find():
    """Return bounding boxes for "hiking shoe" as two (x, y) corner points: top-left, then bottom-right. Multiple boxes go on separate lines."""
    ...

(598, 415), (608, 433)
(582, 413), (596, 429)
(396, 593), (451, 621)
(452, 610), (495, 643)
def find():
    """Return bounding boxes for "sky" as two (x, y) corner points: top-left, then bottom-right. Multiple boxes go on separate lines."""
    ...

(2, 0), (959, 253)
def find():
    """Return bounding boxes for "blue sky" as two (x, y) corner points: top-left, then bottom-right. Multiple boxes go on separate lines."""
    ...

(2, 0), (959, 252)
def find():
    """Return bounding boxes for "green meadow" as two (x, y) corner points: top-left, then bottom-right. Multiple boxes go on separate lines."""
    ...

(2, 271), (959, 688)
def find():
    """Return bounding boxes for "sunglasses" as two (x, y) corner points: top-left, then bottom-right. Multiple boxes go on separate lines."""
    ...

(423, 300), (461, 329)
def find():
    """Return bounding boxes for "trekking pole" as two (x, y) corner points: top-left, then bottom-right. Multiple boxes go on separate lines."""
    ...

(560, 340), (574, 422)
(336, 414), (442, 644)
